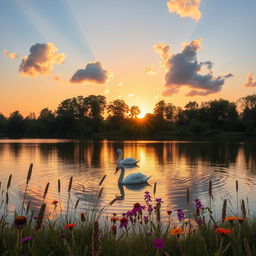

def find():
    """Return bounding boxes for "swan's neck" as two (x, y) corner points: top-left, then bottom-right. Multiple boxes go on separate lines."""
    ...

(118, 183), (125, 199)
(117, 151), (123, 163)
(118, 168), (125, 184)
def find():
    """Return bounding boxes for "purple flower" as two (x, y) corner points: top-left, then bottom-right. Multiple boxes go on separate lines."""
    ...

(195, 199), (202, 209)
(177, 209), (185, 222)
(196, 216), (203, 225)
(144, 216), (149, 224)
(153, 238), (165, 250)
(148, 204), (153, 214)
(144, 191), (152, 204)
(156, 198), (163, 204)
(21, 235), (32, 243)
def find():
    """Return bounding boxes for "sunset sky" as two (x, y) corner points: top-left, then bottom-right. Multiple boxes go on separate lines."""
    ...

(1, 0), (256, 117)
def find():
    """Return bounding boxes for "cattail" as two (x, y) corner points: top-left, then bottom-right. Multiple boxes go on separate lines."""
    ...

(243, 238), (251, 256)
(99, 175), (106, 186)
(26, 163), (33, 184)
(7, 174), (12, 190)
(221, 199), (227, 222)
(209, 180), (212, 198)
(92, 220), (101, 256)
(241, 200), (246, 218)
(109, 197), (119, 205)
(58, 179), (61, 193)
(236, 180), (239, 193)
(156, 202), (161, 222)
(43, 182), (50, 200)
(75, 199), (80, 209)
(26, 200), (31, 215)
(186, 188), (190, 205)
(80, 212), (86, 222)
(35, 203), (46, 231)
(0, 182), (1, 190)
(153, 182), (157, 195)
(68, 176), (73, 193)
(98, 187), (103, 199)
(5, 192), (9, 205)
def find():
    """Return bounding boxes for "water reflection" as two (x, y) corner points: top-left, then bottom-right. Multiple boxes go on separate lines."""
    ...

(0, 139), (256, 220)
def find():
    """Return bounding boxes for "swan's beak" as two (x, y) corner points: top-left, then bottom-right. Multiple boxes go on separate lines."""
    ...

(115, 167), (119, 174)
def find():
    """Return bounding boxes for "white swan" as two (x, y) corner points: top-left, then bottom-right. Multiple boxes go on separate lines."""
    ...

(116, 149), (139, 165)
(115, 166), (151, 185)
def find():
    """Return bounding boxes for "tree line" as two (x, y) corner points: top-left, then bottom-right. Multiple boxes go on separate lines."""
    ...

(1, 94), (256, 138)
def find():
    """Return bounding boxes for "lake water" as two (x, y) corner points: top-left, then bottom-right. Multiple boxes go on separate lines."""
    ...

(0, 139), (256, 221)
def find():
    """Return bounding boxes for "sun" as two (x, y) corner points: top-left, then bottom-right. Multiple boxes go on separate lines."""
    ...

(138, 110), (146, 119)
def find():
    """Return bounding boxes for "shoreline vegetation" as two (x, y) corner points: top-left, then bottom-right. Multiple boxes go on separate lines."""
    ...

(1, 94), (256, 139)
(1, 164), (256, 255)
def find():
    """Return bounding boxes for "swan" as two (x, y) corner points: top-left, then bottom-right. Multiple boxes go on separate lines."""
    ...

(116, 149), (139, 165)
(115, 166), (151, 185)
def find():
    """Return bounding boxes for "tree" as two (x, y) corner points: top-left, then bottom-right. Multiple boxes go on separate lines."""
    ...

(8, 111), (25, 136)
(130, 106), (140, 119)
(84, 95), (106, 119)
(153, 100), (166, 120)
(107, 99), (129, 118)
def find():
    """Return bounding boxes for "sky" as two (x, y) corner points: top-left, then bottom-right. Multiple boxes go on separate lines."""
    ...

(1, 0), (256, 117)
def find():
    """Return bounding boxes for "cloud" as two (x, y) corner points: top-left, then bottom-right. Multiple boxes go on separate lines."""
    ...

(154, 39), (233, 97)
(70, 61), (109, 84)
(153, 43), (170, 60)
(167, 0), (202, 21)
(145, 66), (158, 75)
(244, 73), (256, 87)
(3, 50), (18, 59)
(19, 42), (65, 76)
(53, 74), (61, 82)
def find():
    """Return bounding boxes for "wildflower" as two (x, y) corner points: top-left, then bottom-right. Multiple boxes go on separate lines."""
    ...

(195, 199), (202, 209)
(196, 216), (203, 225)
(52, 200), (58, 205)
(171, 227), (184, 235)
(167, 210), (172, 215)
(156, 198), (163, 204)
(21, 235), (33, 243)
(13, 216), (27, 230)
(119, 217), (128, 228)
(177, 209), (185, 222)
(153, 238), (165, 250)
(80, 212), (86, 222)
(144, 216), (149, 224)
(33, 216), (38, 220)
(134, 202), (141, 208)
(64, 224), (76, 230)
(60, 233), (66, 239)
(224, 216), (246, 222)
(148, 204), (153, 214)
(215, 228), (232, 235)
(111, 216), (119, 223)
(144, 191), (152, 204)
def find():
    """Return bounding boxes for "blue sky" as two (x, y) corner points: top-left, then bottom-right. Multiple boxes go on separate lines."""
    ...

(0, 0), (256, 116)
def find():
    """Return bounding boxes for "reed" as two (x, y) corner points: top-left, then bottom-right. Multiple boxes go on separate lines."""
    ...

(221, 199), (227, 223)
(43, 182), (50, 201)
(92, 220), (101, 256)
(21, 163), (33, 215)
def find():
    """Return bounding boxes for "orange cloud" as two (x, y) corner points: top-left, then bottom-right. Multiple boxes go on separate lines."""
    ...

(167, 0), (202, 21)
(3, 49), (18, 59)
(70, 61), (109, 84)
(244, 74), (256, 87)
(53, 74), (61, 82)
(19, 42), (65, 77)
(153, 43), (170, 60)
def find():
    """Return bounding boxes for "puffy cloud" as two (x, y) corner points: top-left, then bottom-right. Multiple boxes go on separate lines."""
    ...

(154, 39), (233, 97)
(70, 61), (109, 84)
(3, 50), (18, 59)
(167, 0), (202, 21)
(19, 42), (65, 76)
(244, 73), (256, 87)
(153, 43), (170, 60)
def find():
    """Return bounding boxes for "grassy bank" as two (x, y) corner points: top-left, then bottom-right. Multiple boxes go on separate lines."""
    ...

(0, 165), (255, 255)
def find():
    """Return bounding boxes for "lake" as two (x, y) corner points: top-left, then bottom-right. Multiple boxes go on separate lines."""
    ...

(0, 139), (256, 221)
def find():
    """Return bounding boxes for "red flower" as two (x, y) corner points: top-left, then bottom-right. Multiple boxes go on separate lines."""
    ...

(215, 228), (232, 235)
(133, 202), (141, 208)
(167, 211), (172, 215)
(52, 200), (58, 205)
(64, 224), (76, 230)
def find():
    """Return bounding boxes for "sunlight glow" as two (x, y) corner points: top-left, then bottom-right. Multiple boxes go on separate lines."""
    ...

(138, 111), (146, 119)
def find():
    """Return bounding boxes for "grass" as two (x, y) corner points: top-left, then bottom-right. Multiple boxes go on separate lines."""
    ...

(0, 164), (256, 255)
